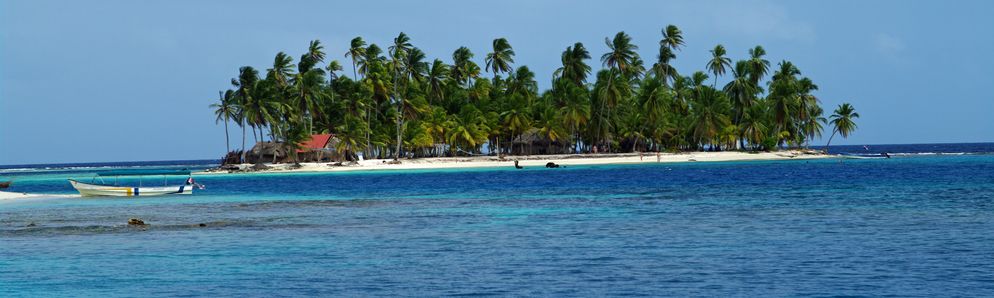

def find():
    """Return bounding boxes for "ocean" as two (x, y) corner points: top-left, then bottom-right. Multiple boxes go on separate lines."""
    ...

(2, 143), (994, 296)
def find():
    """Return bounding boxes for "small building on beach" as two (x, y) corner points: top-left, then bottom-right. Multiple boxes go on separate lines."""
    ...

(296, 134), (340, 162)
(247, 142), (289, 164)
(244, 134), (341, 164)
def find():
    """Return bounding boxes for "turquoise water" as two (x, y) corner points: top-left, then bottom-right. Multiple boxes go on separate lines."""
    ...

(3, 153), (994, 296)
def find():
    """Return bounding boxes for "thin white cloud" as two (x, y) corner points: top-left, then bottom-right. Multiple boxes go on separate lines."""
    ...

(874, 33), (905, 55)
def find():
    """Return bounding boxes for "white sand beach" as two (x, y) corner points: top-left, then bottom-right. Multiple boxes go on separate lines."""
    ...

(0, 150), (831, 200)
(0, 191), (77, 201)
(203, 150), (833, 175)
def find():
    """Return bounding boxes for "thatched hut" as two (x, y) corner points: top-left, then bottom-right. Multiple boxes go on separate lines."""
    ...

(247, 142), (289, 164)
(512, 129), (569, 155)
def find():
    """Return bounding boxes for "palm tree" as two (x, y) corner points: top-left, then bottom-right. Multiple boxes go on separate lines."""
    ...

(554, 42), (591, 86)
(299, 40), (325, 73)
(293, 65), (326, 134)
(557, 83), (590, 153)
(825, 103), (859, 151)
(358, 44), (382, 78)
(420, 107), (449, 156)
(345, 37), (367, 80)
(451, 46), (479, 87)
(636, 75), (670, 151)
(637, 75), (668, 130)
(507, 66), (537, 96)
(500, 97), (532, 154)
(748, 45), (770, 86)
(597, 32), (640, 150)
(534, 106), (565, 153)
(425, 59), (449, 102)
(724, 60), (759, 148)
(404, 47), (428, 83)
(601, 31), (640, 80)
(232, 66), (259, 162)
(706, 44), (731, 87)
(485, 38), (515, 82)
(660, 25), (685, 51)
(653, 46), (678, 85)
(768, 60), (800, 142)
(802, 104), (826, 148)
(211, 90), (237, 155)
(242, 78), (281, 148)
(794, 77), (820, 146)
(326, 60), (343, 82)
(389, 32), (413, 159)
(268, 52), (295, 89)
(691, 87), (731, 150)
(335, 114), (368, 161)
(739, 103), (768, 150)
(655, 25), (684, 86)
(447, 109), (488, 154)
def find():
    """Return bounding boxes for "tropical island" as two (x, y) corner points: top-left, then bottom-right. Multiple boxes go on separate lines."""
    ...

(209, 25), (858, 172)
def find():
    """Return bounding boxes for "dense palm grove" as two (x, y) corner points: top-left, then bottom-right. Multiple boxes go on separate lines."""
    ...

(212, 25), (858, 162)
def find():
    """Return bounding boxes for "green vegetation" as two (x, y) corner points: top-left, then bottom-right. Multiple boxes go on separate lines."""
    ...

(211, 25), (859, 162)
(826, 103), (860, 149)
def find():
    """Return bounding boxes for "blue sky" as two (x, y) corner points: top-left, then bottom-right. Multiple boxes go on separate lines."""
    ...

(2, 0), (993, 164)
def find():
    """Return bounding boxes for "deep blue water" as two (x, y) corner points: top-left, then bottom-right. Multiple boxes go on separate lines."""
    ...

(2, 143), (994, 296)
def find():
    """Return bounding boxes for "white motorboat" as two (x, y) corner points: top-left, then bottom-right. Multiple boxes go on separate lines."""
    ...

(68, 170), (195, 197)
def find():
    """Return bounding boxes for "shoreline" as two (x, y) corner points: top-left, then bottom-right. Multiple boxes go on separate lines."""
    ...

(0, 191), (77, 201)
(200, 150), (833, 175)
(1, 150), (831, 201)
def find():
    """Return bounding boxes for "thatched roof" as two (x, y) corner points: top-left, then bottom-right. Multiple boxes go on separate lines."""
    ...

(250, 142), (288, 157)
(513, 128), (546, 144)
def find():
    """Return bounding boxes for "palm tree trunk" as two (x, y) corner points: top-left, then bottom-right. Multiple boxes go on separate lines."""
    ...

(602, 74), (613, 150)
(240, 123), (247, 163)
(352, 61), (358, 81)
(572, 128), (577, 154)
(395, 106), (403, 160)
(392, 65), (402, 160)
(223, 116), (230, 155)
(824, 129), (838, 154)
(365, 105), (371, 158)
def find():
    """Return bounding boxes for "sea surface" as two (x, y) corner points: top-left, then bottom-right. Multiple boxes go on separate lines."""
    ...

(2, 143), (994, 296)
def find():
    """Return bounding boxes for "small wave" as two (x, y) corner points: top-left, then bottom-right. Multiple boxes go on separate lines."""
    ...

(230, 199), (380, 210)
(893, 152), (984, 156)
(838, 152), (990, 157)
(0, 160), (220, 172)
(0, 168), (42, 173)
(2, 220), (320, 236)
(1, 164), (219, 175)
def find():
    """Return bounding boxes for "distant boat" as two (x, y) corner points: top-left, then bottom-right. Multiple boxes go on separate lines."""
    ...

(68, 170), (195, 197)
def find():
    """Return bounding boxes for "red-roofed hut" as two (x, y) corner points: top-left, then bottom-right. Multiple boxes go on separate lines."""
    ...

(297, 134), (340, 162)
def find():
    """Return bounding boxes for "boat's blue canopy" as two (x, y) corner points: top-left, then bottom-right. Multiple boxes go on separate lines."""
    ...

(97, 169), (192, 176)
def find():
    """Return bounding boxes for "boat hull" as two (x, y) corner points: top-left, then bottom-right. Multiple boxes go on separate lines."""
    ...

(68, 179), (193, 197)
